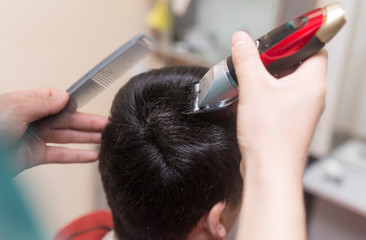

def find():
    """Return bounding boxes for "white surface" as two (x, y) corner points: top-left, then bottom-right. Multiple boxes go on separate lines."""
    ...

(304, 139), (366, 217)
(305, 139), (366, 239)
(308, 198), (366, 240)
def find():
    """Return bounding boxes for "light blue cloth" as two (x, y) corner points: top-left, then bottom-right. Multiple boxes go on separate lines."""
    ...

(0, 146), (45, 240)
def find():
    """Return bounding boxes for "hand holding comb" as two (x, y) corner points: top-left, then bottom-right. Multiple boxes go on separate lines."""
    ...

(28, 33), (158, 140)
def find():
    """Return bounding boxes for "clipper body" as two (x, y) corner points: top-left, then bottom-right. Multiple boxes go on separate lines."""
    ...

(194, 3), (346, 113)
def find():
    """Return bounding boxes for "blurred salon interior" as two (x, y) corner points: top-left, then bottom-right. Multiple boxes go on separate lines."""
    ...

(1, 0), (366, 239)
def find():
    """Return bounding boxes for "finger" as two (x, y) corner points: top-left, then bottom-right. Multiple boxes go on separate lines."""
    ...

(43, 146), (99, 164)
(275, 65), (298, 78)
(275, 50), (327, 79)
(10, 87), (69, 123)
(285, 50), (328, 97)
(290, 49), (328, 83)
(43, 129), (102, 143)
(57, 112), (108, 132)
(231, 31), (270, 89)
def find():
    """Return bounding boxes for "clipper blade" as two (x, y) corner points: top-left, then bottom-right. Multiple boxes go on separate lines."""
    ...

(189, 59), (238, 114)
(28, 33), (158, 140)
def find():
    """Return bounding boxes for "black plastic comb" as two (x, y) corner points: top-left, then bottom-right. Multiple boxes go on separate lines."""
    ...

(28, 33), (158, 140)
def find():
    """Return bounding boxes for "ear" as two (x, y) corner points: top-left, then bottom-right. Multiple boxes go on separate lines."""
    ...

(205, 202), (227, 239)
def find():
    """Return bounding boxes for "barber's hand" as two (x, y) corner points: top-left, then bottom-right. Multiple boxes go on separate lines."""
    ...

(232, 31), (327, 178)
(0, 87), (108, 175)
(232, 31), (327, 240)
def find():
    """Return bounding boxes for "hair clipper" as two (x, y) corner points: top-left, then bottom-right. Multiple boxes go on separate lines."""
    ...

(192, 2), (346, 113)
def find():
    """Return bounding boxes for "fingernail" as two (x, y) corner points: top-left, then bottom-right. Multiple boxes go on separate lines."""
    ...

(232, 31), (247, 49)
(54, 89), (68, 100)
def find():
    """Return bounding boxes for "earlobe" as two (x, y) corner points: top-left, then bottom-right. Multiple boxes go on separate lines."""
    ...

(205, 202), (227, 239)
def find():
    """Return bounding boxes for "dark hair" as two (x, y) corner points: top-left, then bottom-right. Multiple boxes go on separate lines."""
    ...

(99, 66), (242, 240)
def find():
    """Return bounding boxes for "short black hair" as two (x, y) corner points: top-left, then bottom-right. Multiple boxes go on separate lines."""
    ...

(99, 66), (242, 240)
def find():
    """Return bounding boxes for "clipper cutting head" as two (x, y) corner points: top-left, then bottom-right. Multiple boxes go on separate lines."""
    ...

(191, 58), (238, 114)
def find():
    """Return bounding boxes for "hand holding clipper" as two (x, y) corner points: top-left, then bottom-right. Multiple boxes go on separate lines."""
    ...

(194, 2), (346, 113)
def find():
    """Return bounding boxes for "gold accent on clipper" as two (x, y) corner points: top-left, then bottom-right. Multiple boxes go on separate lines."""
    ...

(316, 2), (347, 43)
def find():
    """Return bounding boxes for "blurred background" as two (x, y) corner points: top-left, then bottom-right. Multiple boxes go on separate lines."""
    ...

(1, 0), (366, 239)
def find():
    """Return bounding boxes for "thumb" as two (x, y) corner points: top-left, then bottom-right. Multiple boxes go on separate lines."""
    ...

(231, 31), (269, 89)
(16, 87), (69, 123)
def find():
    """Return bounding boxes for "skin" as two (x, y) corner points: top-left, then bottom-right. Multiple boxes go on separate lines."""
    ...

(0, 87), (108, 175)
(232, 31), (327, 240)
(0, 30), (327, 239)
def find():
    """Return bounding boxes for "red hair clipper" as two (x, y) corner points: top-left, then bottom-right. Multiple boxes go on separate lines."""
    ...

(193, 2), (346, 113)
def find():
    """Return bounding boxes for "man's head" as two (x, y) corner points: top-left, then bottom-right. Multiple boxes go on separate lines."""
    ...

(99, 66), (242, 240)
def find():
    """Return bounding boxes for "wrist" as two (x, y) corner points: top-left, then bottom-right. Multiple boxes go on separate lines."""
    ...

(238, 153), (307, 240)
(241, 150), (307, 185)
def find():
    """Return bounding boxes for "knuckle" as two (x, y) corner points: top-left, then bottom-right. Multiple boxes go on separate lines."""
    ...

(56, 149), (66, 162)
(320, 49), (329, 59)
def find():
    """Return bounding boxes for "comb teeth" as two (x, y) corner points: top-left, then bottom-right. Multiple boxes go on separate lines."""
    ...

(28, 34), (157, 140)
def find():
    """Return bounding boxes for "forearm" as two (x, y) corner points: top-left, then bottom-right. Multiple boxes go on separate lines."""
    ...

(235, 155), (307, 240)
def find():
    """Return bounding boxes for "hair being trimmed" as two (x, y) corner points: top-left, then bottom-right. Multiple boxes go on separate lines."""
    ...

(99, 66), (242, 240)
